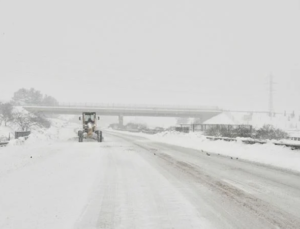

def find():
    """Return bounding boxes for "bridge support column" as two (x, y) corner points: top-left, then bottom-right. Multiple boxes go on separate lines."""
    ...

(118, 115), (124, 127)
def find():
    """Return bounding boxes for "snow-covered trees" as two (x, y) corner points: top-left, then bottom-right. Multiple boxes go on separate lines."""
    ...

(12, 110), (51, 131)
(0, 88), (56, 131)
(0, 103), (14, 126)
(204, 126), (252, 138)
(42, 95), (59, 106)
(11, 88), (59, 106)
(255, 125), (288, 140)
(0, 102), (51, 130)
(12, 88), (43, 105)
(12, 111), (37, 131)
(204, 124), (288, 140)
(32, 113), (51, 128)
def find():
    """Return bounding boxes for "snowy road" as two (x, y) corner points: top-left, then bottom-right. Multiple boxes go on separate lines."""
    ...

(93, 131), (300, 229)
(1, 130), (300, 229)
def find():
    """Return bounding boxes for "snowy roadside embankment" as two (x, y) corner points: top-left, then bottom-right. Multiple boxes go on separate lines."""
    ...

(0, 118), (107, 229)
(0, 118), (78, 177)
(0, 142), (104, 229)
(107, 129), (300, 173)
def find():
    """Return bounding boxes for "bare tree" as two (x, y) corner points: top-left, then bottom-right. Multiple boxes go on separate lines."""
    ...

(0, 103), (14, 126)
(13, 111), (37, 131)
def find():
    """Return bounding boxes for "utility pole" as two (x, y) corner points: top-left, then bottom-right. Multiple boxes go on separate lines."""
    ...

(269, 74), (275, 117)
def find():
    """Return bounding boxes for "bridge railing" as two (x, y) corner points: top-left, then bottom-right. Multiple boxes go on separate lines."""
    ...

(24, 102), (221, 111)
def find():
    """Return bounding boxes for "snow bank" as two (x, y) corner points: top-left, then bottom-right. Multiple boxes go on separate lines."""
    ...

(108, 130), (300, 173)
(8, 116), (79, 145)
(204, 111), (300, 131)
(0, 115), (99, 229)
(0, 117), (80, 174)
(0, 125), (14, 142)
(0, 141), (104, 229)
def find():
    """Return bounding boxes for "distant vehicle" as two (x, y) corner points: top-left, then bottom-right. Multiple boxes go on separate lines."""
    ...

(154, 127), (164, 132)
(78, 112), (103, 142)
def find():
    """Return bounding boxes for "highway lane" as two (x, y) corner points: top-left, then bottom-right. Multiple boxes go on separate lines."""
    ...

(76, 131), (300, 229)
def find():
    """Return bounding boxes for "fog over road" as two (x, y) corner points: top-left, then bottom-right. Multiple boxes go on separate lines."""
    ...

(1, 131), (300, 229)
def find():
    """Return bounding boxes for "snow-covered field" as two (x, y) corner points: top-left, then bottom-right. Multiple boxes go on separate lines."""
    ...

(108, 129), (300, 173)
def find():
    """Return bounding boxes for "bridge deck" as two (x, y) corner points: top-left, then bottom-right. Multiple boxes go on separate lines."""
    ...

(23, 104), (222, 117)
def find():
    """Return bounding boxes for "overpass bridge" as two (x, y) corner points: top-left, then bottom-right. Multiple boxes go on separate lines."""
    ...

(23, 103), (223, 125)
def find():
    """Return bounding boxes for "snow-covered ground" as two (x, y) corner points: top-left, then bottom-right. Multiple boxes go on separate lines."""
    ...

(1, 117), (300, 228)
(0, 142), (105, 229)
(204, 111), (300, 131)
(0, 118), (214, 229)
(0, 117), (93, 229)
(0, 118), (79, 177)
(107, 129), (300, 173)
(0, 125), (14, 142)
(120, 111), (300, 136)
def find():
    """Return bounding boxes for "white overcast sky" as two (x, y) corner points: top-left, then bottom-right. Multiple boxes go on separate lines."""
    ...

(0, 0), (300, 111)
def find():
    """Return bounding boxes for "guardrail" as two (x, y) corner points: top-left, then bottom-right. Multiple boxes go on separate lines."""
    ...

(274, 142), (300, 149)
(180, 124), (253, 132)
(206, 136), (300, 149)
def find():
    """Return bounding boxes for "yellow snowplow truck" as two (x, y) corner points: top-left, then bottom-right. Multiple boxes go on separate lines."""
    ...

(78, 112), (103, 142)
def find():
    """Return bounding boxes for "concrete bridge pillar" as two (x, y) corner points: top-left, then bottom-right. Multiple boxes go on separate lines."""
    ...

(118, 115), (124, 127)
